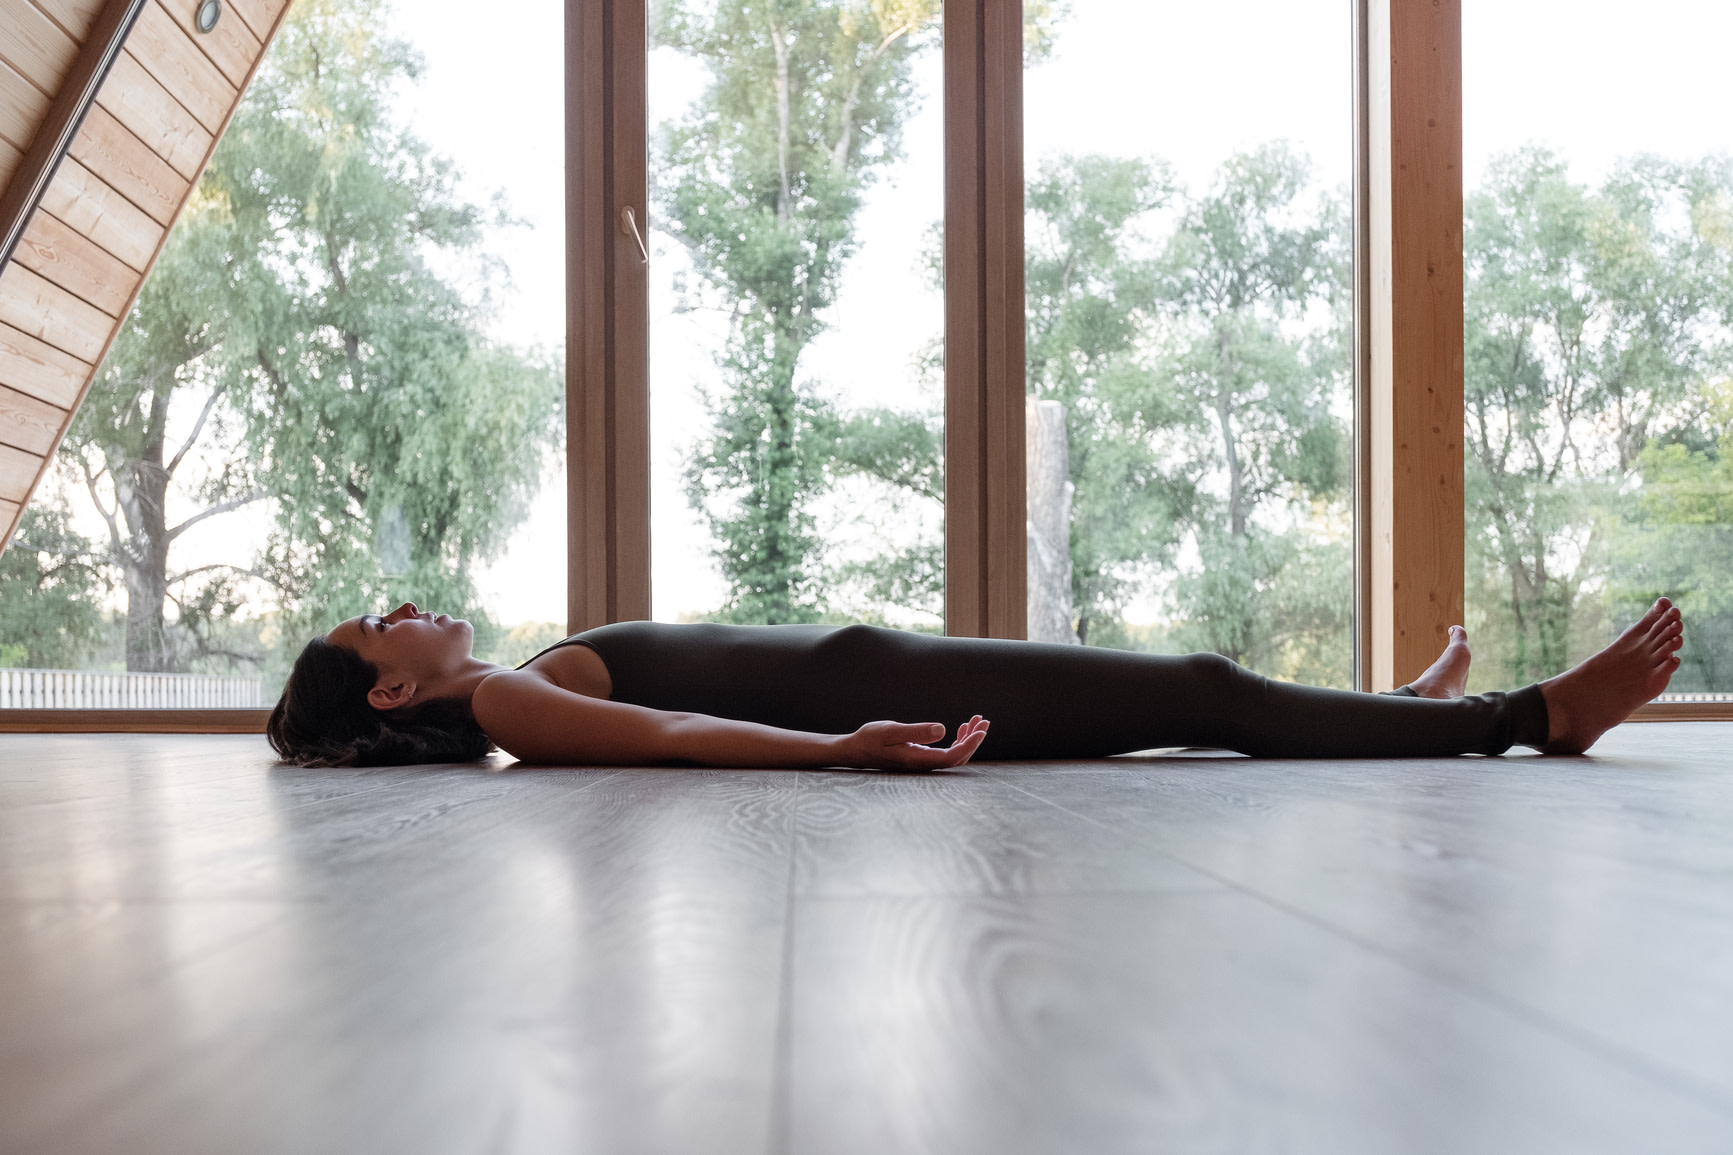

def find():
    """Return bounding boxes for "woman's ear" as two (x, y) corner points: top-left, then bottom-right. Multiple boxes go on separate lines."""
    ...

(368, 680), (416, 711)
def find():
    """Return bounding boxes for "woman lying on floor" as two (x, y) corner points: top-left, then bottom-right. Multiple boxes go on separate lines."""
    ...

(266, 597), (1686, 770)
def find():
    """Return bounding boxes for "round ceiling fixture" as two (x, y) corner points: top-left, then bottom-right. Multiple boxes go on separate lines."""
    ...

(195, 0), (220, 33)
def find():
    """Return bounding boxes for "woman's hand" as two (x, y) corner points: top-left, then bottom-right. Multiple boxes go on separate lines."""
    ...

(834, 716), (990, 771)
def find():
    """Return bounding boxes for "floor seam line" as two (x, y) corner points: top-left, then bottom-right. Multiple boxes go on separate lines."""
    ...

(767, 768), (801, 1155)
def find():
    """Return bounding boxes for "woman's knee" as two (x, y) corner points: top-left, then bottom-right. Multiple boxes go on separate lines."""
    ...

(1178, 651), (1259, 700)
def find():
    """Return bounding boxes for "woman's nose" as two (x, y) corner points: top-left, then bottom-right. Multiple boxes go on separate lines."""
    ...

(387, 602), (419, 622)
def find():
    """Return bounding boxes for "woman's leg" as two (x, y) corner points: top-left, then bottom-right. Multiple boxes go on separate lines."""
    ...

(781, 627), (1548, 760)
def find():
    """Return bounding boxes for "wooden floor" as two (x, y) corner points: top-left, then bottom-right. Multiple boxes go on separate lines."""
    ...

(2, 726), (1732, 1154)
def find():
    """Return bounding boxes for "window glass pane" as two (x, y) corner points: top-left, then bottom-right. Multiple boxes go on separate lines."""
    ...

(1023, 2), (1353, 683)
(648, 0), (945, 628)
(0, 0), (566, 707)
(1463, 1), (1733, 698)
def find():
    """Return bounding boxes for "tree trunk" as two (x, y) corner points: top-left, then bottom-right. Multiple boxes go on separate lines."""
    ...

(1026, 398), (1079, 644)
(114, 395), (176, 672)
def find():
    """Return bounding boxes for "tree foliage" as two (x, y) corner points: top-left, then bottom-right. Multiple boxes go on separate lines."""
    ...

(30, 0), (561, 676)
(1463, 149), (1733, 688)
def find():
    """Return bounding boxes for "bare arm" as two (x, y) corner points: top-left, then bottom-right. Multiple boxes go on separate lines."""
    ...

(472, 669), (989, 770)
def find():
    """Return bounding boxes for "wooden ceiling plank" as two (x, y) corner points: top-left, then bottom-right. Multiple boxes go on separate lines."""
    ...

(0, 379), (65, 455)
(31, 0), (106, 43)
(162, 0), (258, 86)
(0, 440), (44, 501)
(221, 0), (284, 43)
(0, 137), (20, 193)
(0, 318), (91, 408)
(0, 262), (113, 361)
(40, 157), (162, 271)
(0, 2), (78, 97)
(98, 48), (211, 178)
(127, 1), (234, 133)
(66, 102), (186, 226)
(0, 496), (19, 534)
(14, 208), (136, 315)
(0, 57), (51, 153)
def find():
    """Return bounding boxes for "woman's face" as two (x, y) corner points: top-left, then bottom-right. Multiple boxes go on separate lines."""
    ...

(326, 602), (473, 680)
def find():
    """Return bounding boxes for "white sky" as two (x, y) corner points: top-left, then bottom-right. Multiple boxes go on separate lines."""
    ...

(152, 0), (1733, 631)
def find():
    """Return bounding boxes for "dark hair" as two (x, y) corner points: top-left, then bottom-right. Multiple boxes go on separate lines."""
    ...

(267, 636), (492, 767)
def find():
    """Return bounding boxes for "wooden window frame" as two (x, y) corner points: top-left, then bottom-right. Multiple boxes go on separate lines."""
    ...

(6, 0), (1723, 732)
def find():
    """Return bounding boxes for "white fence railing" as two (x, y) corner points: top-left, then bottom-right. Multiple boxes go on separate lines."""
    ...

(0, 668), (264, 710)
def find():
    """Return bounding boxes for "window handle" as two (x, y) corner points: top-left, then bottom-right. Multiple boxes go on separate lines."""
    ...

(620, 206), (649, 265)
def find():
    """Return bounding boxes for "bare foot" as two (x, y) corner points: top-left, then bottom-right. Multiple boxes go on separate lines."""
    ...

(1407, 625), (1472, 699)
(1538, 598), (1684, 754)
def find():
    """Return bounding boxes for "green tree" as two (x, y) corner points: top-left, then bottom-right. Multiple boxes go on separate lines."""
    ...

(0, 495), (110, 669)
(1462, 149), (1733, 686)
(58, 0), (561, 675)
(1157, 144), (1349, 673)
(656, 0), (942, 623)
(1024, 153), (1194, 643)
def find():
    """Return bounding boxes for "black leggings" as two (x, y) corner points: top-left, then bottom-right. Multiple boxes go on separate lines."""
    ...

(535, 621), (1550, 760)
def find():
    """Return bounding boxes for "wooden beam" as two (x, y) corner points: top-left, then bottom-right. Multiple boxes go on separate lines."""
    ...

(944, 0), (1026, 639)
(566, 0), (651, 632)
(0, 708), (269, 733)
(0, 0), (146, 278)
(1364, 0), (1465, 690)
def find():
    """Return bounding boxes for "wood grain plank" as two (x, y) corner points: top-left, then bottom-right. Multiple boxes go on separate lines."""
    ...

(160, 0), (260, 86)
(96, 47), (212, 179)
(0, 380), (65, 454)
(0, 495), (18, 539)
(787, 890), (1733, 1153)
(0, 1), (78, 96)
(794, 769), (1220, 898)
(0, 56), (50, 151)
(0, 133), (20, 192)
(30, 0), (105, 42)
(38, 157), (161, 270)
(13, 208), (138, 316)
(126, 0), (234, 133)
(66, 102), (186, 225)
(221, 0), (286, 42)
(0, 261), (113, 361)
(0, 709), (269, 733)
(0, 439), (43, 500)
(0, 317), (91, 407)
(1366, 0), (1466, 687)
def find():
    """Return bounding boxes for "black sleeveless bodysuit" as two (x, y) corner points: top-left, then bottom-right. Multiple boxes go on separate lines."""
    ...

(521, 621), (1549, 760)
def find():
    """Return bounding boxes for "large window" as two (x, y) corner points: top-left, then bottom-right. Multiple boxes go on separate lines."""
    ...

(1022, 1), (1353, 684)
(0, 0), (566, 707)
(1461, 0), (1733, 697)
(647, 0), (945, 628)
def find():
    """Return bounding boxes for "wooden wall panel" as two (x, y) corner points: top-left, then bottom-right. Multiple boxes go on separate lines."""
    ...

(0, 438), (40, 499)
(223, 0), (287, 42)
(66, 101), (186, 224)
(39, 156), (161, 269)
(14, 207), (137, 314)
(944, 0), (1026, 639)
(99, 47), (211, 178)
(0, 318), (88, 406)
(0, 56), (49, 148)
(32, 0), (105, 41)
(127, 1), (233, 131)
(0, 261), (110, 359)
(0, 134), (19, 190)
(0, 2), (78, 96)
(566, 0), (651, 631)
(1365, 0), (1466, 690)
(0, 378), (63, 453)
(161, 0), (258, 85)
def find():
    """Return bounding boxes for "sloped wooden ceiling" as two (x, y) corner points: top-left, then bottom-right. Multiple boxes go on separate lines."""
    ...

(0, 0), (290, 553)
